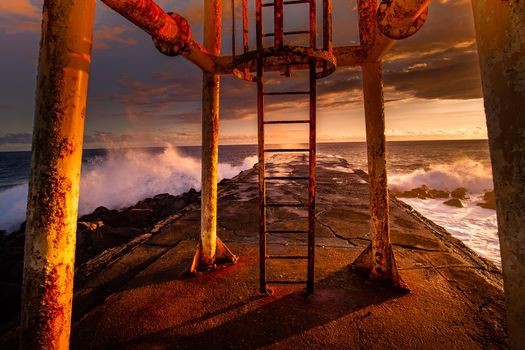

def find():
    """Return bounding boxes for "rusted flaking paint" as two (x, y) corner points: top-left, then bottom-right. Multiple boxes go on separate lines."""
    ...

(188, 0), (238, 274)
(101, 0), (216, 72)
(153, 13), (192, 56)
(471, 0), (525, 348)
(351, 62), (408, 291)
(21, 0), (95, 348)
(377, 0), (430, 40)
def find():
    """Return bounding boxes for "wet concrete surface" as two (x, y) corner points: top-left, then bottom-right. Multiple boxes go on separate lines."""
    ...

(3, 156), (508, 349)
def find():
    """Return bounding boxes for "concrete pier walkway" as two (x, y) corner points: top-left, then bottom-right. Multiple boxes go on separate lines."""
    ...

(23, 156), (512, 348)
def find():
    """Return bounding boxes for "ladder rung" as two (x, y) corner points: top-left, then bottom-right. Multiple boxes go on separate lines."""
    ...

(262, 0), (310, 6)
(265, 203), (308, 207)
(263, 91), (310, 96)
(266, 280), (308, 284)
(266, 255), (308, 260)
(266, 230), (308, 234)
(264, 148), (309, 152)
(264, 120), (310, 124)
(264, 176), (309, 180)
(263, 30), (310, 37)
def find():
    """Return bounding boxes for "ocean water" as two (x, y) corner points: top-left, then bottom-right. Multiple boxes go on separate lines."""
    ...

(0, 140), (499, 265)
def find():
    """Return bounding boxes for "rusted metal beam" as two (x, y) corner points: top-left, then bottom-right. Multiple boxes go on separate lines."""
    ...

(20, 0), (96, 348)
(101, 0), (216, 72)
(189, 0), (238, 273)
(351, 62), (408, 291)
(377, 0), (431, 39)
(357, 0), (394, 62)
(471, 0), (525, 348)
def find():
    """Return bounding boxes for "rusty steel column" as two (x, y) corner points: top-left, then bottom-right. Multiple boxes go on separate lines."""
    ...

(190, 0), (237, 273)
(351, 62), (408, 291)
(471, 0), (525, 348)
(20, 0), (96, 348)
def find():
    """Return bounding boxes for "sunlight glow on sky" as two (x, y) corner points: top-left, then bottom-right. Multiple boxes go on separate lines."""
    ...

(0, 0), (487, 150)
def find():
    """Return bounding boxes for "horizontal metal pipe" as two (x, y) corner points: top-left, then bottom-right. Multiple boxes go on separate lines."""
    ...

(216, 45), (364, 74)
(377, 0), (431, 39)
(100, 0), (216, 72)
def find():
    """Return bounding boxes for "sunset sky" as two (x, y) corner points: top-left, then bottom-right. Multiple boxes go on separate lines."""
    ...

(0, 0), (486, 151)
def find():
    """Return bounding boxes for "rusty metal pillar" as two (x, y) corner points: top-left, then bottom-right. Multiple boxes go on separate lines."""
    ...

(190, 0), (237, 273)
(471, 0), (525, 348)
(351, 62), (408, 291)
(20, 0), (96, 348)
(350, 0), (407, 291)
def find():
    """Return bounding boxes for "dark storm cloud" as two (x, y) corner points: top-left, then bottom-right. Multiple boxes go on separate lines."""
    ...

(111, 0), (482, 122)
(0, 133), (32, 145)
(0, 0), (485, 149)
(385, 52), (482, 100)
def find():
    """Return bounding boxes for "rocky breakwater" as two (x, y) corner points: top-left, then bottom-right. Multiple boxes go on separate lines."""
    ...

(394, 185), (496, 209)
(0, 186), (206, 331)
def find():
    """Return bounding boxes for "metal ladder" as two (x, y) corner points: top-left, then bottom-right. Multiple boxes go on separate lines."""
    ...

(256, 0), (317, 294)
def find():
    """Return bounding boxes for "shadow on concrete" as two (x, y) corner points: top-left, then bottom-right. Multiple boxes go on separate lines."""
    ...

(115, 266), (402, 349)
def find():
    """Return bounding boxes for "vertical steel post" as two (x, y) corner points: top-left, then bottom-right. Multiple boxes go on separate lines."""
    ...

(242, 0), (249, 53)
(274, 0), (284, 48)
(322, 0), (332, 52)
(231, 0), (236, 57)
(20, 0), (96, 348)
(200, 0), (223, 266)
(256, 0), (267, 294)
(350, 0), (406, 291)
(471, 0), (525, 348)
(362, 62), (394, 278)
(306, 0), (317, 295)
(307, 61), (316, 294)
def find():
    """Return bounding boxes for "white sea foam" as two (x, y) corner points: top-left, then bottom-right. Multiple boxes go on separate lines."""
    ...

(387, 159), (499, 266)
(401, 195), (500, 266)
(0, 145), (257, 233)
(389, 159), (493, 193)
(0, 184), (28, 233)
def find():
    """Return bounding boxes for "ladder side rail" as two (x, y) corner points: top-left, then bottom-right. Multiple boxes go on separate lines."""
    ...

(274, 0), (284, 47)
(307, 0), (317, 294)
(307, 59), (316, 294)
(256, 0), (268, 294)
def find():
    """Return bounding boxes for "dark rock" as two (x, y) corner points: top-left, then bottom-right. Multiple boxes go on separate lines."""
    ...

(119, 208), (154, 228)
(80, 206), (121, 226)
(451, 187), (469, 200)
(101, 226), (144, 240)
(398, 185), (432, 199)
(478, 190), (496, 210)
(428, 189), (450, 199)
(443, 198), (464, 208)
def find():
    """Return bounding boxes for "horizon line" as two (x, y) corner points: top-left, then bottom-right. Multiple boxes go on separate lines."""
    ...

(0, 138), (490, 153)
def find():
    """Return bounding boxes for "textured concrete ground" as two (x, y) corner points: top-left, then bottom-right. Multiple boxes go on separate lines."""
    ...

(3, 156), (508, 349)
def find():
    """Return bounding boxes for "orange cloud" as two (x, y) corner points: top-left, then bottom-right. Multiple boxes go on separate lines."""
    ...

(0, 0), (41, 33)
(93, 25), (138, 50)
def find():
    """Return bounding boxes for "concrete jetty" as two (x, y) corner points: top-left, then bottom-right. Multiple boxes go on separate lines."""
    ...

(28, 155), (506, 349)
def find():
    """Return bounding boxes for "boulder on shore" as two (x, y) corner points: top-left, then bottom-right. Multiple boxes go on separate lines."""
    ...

(478, 190), (496, 210)
(451, 187), (469, 200)
(395, 185), (450, 200)
(443, 198), (464, 208)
